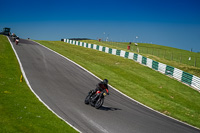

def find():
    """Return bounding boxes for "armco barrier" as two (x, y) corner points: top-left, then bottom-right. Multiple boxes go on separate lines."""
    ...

(64, 39), (200, 91)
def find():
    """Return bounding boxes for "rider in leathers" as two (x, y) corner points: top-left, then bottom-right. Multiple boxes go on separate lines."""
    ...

(91, 79), (109, 102)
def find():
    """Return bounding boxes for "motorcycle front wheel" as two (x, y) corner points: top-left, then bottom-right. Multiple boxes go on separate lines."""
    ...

(84, 94), (91, 104)
(95, 98), (104, 109)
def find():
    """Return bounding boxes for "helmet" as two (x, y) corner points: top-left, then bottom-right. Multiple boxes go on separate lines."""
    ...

(103, 79), (108, 84)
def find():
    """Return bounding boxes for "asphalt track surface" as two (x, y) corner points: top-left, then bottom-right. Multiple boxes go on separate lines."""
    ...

(9, 37), (200, 133)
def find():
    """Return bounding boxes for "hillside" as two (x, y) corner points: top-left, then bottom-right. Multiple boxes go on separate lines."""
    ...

(79, 40), (200, 77)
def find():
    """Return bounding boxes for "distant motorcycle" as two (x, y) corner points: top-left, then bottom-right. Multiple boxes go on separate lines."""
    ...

(15, 39), (19, 45)
(15, 37), (19, 45)
(85, 90), (107, 109)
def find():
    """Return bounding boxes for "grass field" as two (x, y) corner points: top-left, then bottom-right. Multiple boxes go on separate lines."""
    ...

(36, 40), (200, 129)
(79, 40), (200, 77)
(0, 35), (78, 133)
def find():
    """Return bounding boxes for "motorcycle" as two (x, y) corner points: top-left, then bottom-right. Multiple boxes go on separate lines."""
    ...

(85, 90), (107, 109)
(15, 37), (19, 45)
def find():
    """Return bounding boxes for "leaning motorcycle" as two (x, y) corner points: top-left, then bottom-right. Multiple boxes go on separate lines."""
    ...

(85, 90), (107, 109)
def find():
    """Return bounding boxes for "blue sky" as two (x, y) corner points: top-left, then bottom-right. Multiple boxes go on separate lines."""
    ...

(1, 0), (200, 52)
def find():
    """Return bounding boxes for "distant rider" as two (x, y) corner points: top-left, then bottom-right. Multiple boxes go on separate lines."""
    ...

(15, 36), (20, 45)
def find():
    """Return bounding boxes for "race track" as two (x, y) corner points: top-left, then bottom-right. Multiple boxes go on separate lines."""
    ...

(9, 37), (200, 133)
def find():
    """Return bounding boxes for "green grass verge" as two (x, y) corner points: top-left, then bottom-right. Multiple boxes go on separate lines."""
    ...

(79, 40), (200, 77)
(0, 35), (78, 133)
(36, 40), (200, 129)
